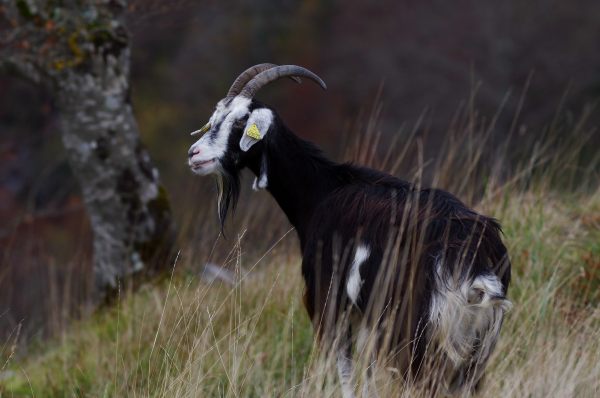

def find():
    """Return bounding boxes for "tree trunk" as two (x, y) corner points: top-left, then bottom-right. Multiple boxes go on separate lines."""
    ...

(0, 0), (176, 302)
(53, 49), (176, 301)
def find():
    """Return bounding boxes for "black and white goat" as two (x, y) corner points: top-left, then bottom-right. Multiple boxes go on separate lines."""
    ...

(187, 64), (512, 397)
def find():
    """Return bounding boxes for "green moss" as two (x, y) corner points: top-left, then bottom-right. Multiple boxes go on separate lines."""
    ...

(135, 184), (174, 265)
(44, 0), (65, 13)
(114, 167), (174, 280)
(16, 0), (34, 19)
(147, 184), (172, 215)
(116, 168), (142, 230)
(90, 30), (112, 48)
(115, 170), (174, 267)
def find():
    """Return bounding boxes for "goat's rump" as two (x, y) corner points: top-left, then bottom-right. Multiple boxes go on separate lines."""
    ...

(300, 165), (511, 389)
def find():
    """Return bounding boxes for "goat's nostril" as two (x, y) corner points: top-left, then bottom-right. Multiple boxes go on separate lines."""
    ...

(188, 147), (200, 157)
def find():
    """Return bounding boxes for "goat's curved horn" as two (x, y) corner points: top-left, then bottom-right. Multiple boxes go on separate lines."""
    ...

(227, 64), (301, 98)
(239, 65), (327, 99)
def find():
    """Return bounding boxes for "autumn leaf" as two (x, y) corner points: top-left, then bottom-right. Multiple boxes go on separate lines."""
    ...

(45, 20), (56, 31)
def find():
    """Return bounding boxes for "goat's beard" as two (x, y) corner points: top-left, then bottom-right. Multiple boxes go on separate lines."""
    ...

(213, 164), (241, 232)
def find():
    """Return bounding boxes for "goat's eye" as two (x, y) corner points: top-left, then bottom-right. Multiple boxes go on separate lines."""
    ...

(234, 120), (245, 128)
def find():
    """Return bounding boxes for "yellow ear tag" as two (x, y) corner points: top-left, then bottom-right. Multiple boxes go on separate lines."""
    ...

(246, 124), (261, 140)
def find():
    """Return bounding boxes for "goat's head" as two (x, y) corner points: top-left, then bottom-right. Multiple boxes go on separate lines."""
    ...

(187, 64), (326, 226)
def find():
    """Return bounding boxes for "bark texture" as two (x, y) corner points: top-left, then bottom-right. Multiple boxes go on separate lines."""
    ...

(0, 0), (176, 301)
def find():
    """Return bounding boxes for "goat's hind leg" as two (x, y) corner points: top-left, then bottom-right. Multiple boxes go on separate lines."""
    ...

(337, 325), (356, 398)
(355, 321), (378, 398)
(361, 354), (379, 398)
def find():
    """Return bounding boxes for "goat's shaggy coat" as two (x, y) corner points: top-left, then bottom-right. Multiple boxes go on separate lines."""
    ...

(188, 65), (512, 397)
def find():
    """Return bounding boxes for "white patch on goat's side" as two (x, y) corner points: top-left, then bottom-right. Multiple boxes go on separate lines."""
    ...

(347, 245), (370, 306)
(188, 97), (251, 175)
(239, 108), (274, 151)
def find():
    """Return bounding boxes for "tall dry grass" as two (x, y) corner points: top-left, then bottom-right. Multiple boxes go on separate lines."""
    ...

(1, 87), (599, 397)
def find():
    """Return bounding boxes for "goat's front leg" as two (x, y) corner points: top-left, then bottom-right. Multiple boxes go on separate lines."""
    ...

(337, 325), (356, 398)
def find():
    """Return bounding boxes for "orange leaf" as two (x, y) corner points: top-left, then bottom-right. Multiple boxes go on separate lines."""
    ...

(521, 250), (528, 260)
(45, 20), (56, 31)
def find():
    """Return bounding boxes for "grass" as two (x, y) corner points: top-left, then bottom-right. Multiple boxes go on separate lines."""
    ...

(1, 92), (600, 397)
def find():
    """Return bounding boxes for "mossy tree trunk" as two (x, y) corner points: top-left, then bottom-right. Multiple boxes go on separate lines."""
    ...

(0, 0), (176, 302)
(55, 54), (176, 300)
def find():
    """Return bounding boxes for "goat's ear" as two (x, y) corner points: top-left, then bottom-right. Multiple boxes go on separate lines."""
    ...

(239, 108), (273, 152)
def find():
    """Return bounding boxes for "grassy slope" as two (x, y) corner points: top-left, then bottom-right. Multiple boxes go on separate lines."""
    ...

(2, 188), (600, 397)
(2, 99), (600, 397)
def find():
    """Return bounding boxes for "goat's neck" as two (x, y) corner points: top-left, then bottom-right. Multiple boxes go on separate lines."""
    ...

(249, 126), (340, 243)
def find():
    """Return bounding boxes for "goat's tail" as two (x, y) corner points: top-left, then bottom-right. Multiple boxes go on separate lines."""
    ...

(426, 262), (512, 393)
(428, 270), (512, 364)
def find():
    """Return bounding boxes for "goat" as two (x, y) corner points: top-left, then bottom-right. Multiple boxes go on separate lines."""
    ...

(187, 64), (512, 397)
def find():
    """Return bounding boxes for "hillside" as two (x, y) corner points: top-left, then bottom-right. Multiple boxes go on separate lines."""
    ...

(2, 106), (600, 397)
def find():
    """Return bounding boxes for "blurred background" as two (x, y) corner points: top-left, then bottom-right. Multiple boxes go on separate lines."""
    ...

(1, 0), (599, 341)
